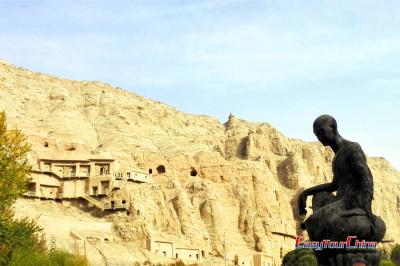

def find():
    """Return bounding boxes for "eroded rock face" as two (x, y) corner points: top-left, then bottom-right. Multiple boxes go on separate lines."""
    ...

(1, 61), (399, 265)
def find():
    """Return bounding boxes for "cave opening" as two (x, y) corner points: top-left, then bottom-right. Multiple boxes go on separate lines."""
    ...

(156, 165), (166, 174)
(190, 168), (198, 176)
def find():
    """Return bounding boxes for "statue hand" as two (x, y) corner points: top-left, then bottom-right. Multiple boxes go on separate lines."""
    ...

(298, 191), (307, 216)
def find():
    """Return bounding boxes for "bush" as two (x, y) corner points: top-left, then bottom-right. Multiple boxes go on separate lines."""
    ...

(298, 254), (318, 266)
(49, 250), (88, 266)
(8, 249), (87, 266)
(391, 244), (400, 266)
(9, 248), (53, 266)
(381, 260), (396, 266)
(171, 259), (186, 266)
(282, 248), (316, 266)
(0, 217), (45, 264)
(168, 260), (188, 266)
(379, 249), (392, 261)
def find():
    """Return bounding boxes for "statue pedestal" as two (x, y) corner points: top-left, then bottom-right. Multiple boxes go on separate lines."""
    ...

(315, 248), (381, 266)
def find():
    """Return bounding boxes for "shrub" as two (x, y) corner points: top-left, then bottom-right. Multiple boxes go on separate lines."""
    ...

(9, 248), (53, 266)
(381, 259), (396, 266)
(8, 249), (87, 266)
(379, 249), (392, 261)
(282, 249), (316, 266)
(0, 217), (45, 264)
(298, 254), (318, 266)
(391, 244), (400, 266)
(170, 260), (186, 266)
(49, 250), (88, 266)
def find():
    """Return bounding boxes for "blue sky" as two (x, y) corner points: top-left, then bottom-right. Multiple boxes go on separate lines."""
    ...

(0, 0), (399, 170)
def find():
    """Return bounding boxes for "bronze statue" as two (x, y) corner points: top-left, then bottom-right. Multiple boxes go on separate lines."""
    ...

(298, 115), (386, 265)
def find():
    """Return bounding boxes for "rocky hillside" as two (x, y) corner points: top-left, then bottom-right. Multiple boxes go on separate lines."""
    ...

(1, 60), (399, 265)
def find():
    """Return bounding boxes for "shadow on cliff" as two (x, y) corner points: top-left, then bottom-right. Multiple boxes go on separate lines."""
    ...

(290, 189), (307, 238)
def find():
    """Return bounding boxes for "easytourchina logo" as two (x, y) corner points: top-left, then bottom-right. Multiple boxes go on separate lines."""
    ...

(295, 236), (377, 251)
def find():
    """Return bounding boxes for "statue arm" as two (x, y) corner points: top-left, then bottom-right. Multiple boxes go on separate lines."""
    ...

(298, 179), (337, 215)
(302, 180), (337, 197)
(350, 147), (374, 222)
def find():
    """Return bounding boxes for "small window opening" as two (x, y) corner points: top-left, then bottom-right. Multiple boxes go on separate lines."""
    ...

(156, 165), (166, 174)
(65, 145), (76, 151)
(190, 168), (198, 176)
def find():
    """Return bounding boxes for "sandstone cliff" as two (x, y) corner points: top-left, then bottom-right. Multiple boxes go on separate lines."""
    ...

(1, 60), (399, 265)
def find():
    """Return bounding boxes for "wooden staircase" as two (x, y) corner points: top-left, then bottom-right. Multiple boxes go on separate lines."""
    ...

(80, 194), (104, 211)
(106, 176), (130, 197)
(118, 176), (130, 189)
(82, 176), (131, 211)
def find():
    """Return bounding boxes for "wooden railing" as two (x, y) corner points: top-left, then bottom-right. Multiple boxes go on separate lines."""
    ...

(103, 202), (128, 210)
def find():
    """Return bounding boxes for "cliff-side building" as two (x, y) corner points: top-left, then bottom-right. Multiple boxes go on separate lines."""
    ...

(25, 158), (152, 211)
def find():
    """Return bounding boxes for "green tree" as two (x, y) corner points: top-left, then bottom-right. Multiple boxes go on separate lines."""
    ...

(391, 244), (400, 266)
(0, 111), (38, 265)
(0, 111), (87, 265)
(0, 111), (31, 220)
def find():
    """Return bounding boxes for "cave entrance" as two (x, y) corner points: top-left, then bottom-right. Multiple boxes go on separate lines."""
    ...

(190, 168), (197, 176)
(156, 165), (166, 174)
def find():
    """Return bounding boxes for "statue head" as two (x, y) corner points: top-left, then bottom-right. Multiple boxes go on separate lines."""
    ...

(313, 115), (338, 146)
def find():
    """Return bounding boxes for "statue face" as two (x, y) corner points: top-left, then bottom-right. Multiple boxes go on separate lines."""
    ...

(313, 123), (335, 146)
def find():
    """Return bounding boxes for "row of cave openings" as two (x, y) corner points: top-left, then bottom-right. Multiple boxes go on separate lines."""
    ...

(43, 139), (199, 178)
(148, 165), (198, 177)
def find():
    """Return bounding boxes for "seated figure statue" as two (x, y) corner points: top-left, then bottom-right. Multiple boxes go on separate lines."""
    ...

(298, 115), (386, 264)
